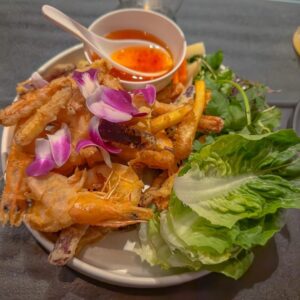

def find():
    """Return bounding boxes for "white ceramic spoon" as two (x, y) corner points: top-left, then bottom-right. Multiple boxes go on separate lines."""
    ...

(42, 5), (170, 78)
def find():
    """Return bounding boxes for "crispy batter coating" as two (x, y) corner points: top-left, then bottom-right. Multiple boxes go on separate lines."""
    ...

(156, 82), (184, 103)
(140, 171), (168, 207)
(133, 147), (175, 171)
(173, 110), (197, 161)
(61, 108), (104, 170)
(63, 84), (86, 116)
(0, 77), (71, 126)
(14, 85), (73, 146)
(173, 80), (206, 161)
(131, 131), (177, 172)
(141, 172), (175, 210)
(92, 163), (144, 206)
(198, 115), (224, 134)
(152, 174), (175, 210)
(0, 57), (210, 256)
(113, 143), (139, 162)
(152, 101), (179, 115)
(25, 170), (86, 232)
(67, 109), (91, 168)
(101, 73), (123, 90)
(84, 166), (106, 190)
(69, 164), (151, 225)
(44, 63), (76, 81)
(0, 143), (32, 226)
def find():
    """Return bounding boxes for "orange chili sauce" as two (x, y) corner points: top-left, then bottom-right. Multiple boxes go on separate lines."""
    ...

(90, 29), (173, 82)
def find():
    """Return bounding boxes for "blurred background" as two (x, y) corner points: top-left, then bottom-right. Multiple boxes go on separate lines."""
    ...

(1, 0), (300, 106)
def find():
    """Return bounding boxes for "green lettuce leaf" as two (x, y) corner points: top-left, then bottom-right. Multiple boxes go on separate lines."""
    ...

(136, 215), (201, 270)
(134, 192), (282, 279)
(206, 250), (254, 280)
(133, 130), (300, 279)
(176, 130), (300, 228)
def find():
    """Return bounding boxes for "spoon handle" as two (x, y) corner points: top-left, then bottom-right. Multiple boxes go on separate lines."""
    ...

(42, 5), (169, 78)
(42, 5), (108, 59)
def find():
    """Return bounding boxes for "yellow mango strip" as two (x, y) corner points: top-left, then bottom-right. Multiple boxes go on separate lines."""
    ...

(194, 80), (206, 126)
(150, 104), (192, 134)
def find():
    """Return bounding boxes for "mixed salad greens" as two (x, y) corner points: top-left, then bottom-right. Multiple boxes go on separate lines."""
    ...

(133, 50), (300, 279)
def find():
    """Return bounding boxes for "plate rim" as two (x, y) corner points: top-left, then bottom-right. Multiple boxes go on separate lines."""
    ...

(0, 43), (209, 288)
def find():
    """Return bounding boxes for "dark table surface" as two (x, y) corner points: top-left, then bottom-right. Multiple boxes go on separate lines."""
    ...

(1, 0), (300, 299)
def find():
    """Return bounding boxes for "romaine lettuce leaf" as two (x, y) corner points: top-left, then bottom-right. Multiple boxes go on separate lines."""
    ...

(206, 250), (254, 280)
(176, 130), (300, 228)
(134, 130), (300, 279)
(136, 216), (202, 270)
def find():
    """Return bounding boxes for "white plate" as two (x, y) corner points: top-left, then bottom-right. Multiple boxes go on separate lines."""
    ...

(0, 44), (209, 288)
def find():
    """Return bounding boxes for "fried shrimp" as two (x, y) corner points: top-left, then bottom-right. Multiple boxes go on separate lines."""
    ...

(140, 171), (168, 207)
(0, 77), (71, 126)
(25, 170), (86, 232)
(14, 85), (73, 146)
(198, 115), (224, 133)
(69, 164), (151, 226)
(131, 131), (177, 172)
(156, 82), (184, 103)
(173, 110), (197, 160)
(69, 192), (152, 226)
(0, 54), (211, 264)
(67, 109), (94, 167)
(173, 80), (206, 160)
(133, 149), (175, 171)
(0, 143), (32, 226)
(141, 173), (175, 210)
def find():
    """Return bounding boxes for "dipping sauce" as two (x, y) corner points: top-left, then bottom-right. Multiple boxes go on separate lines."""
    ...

(91, 29), (173, 81)
(111, 46), (173, 73)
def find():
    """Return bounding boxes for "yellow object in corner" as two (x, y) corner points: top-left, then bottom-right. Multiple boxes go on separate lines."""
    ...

(293, 27), (300, 56)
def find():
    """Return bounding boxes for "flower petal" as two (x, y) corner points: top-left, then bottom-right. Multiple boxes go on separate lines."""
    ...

(76, 140), (112, 168)
(26, 139), (56, 176)
(89, 116), (122, 153)
(26, 159), (56, 177)
(31, 72), (48, 89)
(87, 90), (133, 123)
(72, 69), (99, 98)
(99, 148), (112, 168)
(101, 87), (139, 115)
(132, 84), (156, 105)
(133, 112), (148, 117)
(75, 139), (98, 152)
(48, 123), (71, 167)
(75, 139), (113, 169)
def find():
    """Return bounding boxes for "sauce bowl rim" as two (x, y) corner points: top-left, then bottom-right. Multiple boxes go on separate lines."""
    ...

(84, 8), (187, 85)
